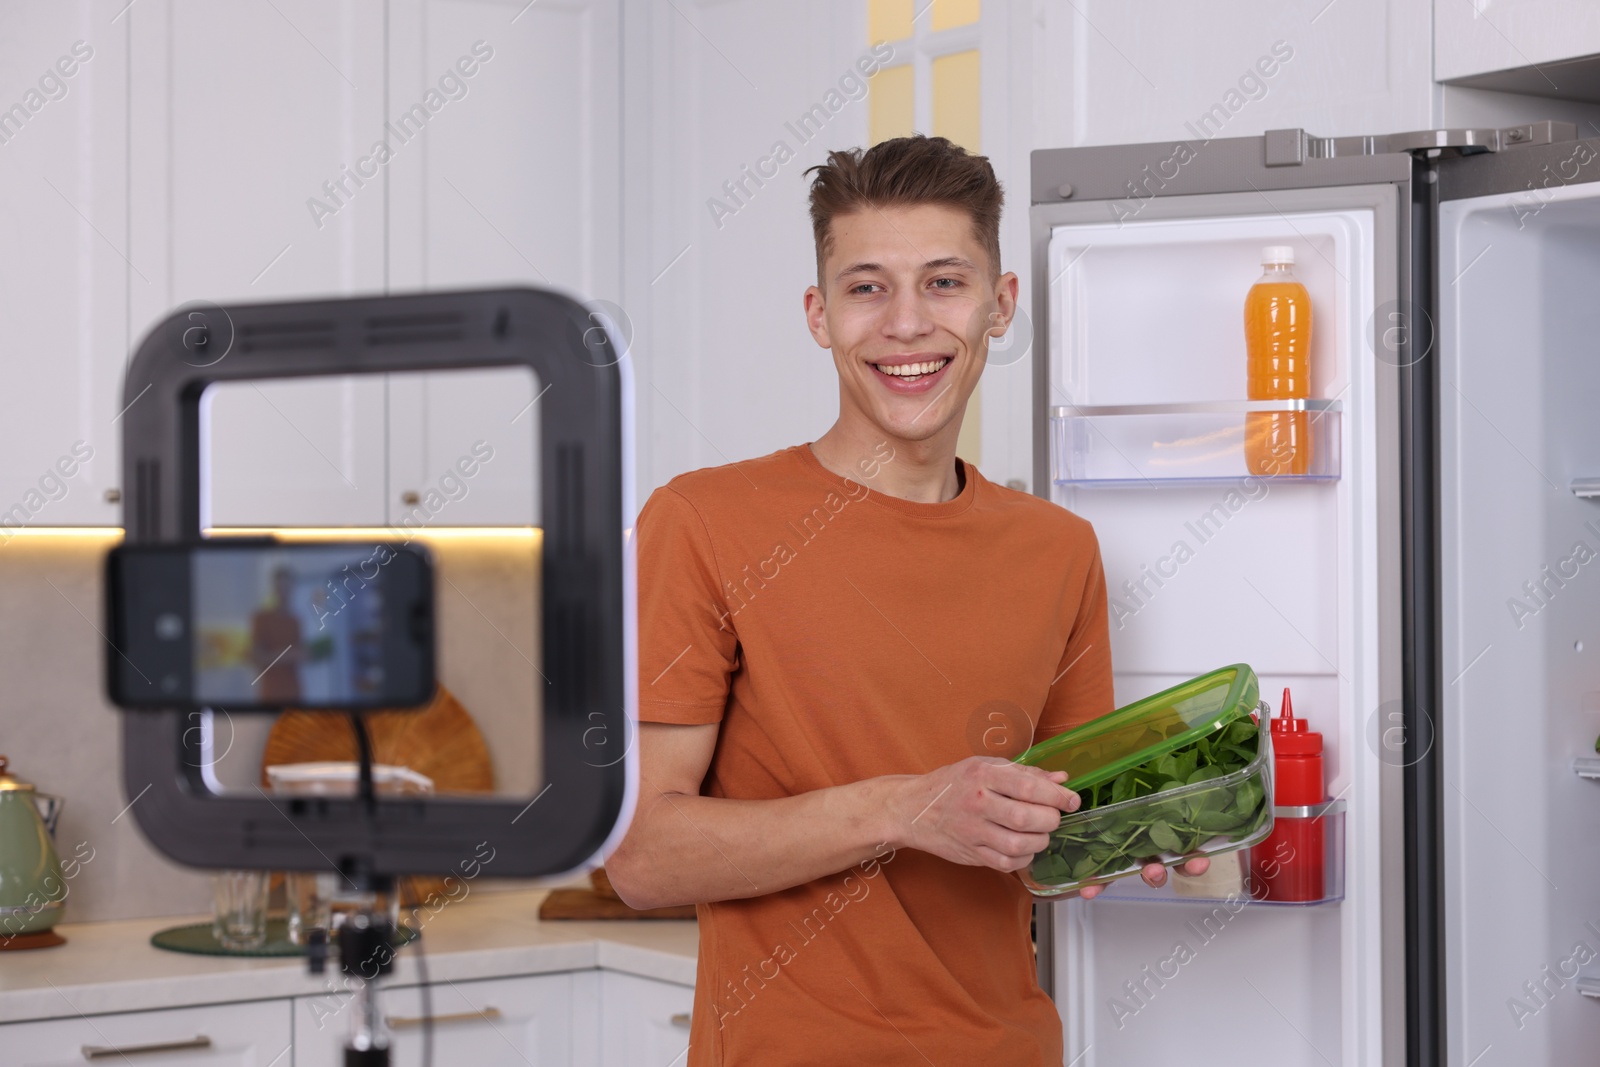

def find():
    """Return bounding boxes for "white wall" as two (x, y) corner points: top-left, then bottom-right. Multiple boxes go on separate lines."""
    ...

(622, 0), (866, 502)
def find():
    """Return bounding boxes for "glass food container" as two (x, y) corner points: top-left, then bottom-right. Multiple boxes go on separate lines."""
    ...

(1013, 664), (1275, 897)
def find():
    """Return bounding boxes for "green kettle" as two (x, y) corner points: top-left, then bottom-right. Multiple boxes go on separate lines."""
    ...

(0, 755), (66, 939)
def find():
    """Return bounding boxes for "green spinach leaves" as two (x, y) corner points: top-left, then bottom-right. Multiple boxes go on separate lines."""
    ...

(1028, 717), (1269, 888)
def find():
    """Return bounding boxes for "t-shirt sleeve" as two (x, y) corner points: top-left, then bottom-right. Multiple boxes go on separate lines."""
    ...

(1033, 531), (1115, 744)
(635, 486), (738, 725)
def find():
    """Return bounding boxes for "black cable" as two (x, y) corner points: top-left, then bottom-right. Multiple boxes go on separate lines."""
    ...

(348, 711), (377, 817)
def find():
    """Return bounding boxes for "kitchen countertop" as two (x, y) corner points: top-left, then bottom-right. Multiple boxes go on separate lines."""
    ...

(0, 889), (698, 1025)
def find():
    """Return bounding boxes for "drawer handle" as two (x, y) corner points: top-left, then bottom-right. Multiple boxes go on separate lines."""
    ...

(82, 1036), (212, 1059)
(387, 1006), (502, 1030)
(669, 1013), (691, 1029)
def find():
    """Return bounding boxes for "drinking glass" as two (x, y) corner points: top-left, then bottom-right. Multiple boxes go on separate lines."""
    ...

(212, 870), (270, 950)
(284, 871), (335, 946)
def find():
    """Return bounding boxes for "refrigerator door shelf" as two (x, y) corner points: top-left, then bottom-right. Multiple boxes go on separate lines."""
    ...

(1091, 800), (1347, 908)
(1050, 400), (1342, 487)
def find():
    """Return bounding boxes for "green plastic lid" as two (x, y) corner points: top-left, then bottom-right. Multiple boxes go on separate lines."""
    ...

(1015, 664), (1261, 792)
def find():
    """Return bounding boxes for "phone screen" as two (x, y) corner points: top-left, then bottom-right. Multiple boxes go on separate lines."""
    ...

(108, 541), (434, 711)
(192, 545), (395, 705)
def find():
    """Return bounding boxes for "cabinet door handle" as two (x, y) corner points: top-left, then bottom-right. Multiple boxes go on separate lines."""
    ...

(387, 1006), (502, 1029)
(82, 1035), (212, 1058)
(669, 1012), (691, 1029)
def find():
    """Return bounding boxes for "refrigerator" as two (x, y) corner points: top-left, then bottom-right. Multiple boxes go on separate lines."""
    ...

(1028, 123), (1600, 1067)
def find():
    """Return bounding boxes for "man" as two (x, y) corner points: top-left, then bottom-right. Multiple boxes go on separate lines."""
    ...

(607, 135), (1205, 1065)
(250, 565), (303, 703)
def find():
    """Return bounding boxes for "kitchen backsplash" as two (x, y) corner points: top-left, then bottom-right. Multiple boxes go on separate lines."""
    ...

(0, 532), (584, 925)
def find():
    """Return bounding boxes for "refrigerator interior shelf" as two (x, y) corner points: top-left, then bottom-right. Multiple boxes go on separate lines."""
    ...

(1091, 800), (1346, 907)
(1051, 400), (1343, 488)
(1053, 399), (1345, 417)
(1573, 757), (1600, 780)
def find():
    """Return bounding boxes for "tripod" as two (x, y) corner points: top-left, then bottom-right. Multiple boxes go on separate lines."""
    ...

(306, 875), (414, 1067)
(299, 716), (434, 1067)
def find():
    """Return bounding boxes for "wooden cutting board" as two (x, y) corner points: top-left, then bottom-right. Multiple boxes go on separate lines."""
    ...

(260, 685), (494, 906)
(538, 889), (696, 921)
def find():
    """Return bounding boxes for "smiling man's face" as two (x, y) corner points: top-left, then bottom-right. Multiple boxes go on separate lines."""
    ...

(804, 202), (1017, 448)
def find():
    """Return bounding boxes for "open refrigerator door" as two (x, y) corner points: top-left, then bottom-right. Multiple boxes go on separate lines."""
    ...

(1436, 138), (1600, 1066)
(1029, 133), (1411, 1066)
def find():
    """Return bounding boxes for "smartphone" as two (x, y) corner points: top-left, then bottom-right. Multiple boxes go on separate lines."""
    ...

(107, 540), (435, 711)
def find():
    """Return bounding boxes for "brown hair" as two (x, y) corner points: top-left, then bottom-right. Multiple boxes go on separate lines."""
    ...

(804, 135), (1004, 288)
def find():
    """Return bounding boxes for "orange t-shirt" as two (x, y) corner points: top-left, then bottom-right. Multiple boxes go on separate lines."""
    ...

(634, 443), (1112, 1067)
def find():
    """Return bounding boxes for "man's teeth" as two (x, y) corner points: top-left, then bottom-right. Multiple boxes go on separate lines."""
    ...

(875, 359), (950, 378)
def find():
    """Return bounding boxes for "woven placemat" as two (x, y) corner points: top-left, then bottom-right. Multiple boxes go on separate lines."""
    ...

(151, 918), (418, 958)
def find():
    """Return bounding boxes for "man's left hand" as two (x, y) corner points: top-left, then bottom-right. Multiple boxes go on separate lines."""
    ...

(1074, 856), (1210, 901)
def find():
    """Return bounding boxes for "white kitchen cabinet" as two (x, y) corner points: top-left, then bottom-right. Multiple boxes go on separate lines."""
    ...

(129, 0), (390, 528)
(293, 971), (574, 1067)
(0, 3), (129, 526)
(116, 0), (617, 531)
(386, 366), (541, 529)
(127, 0), (388, 321)
(383, 0), (620, 301)
(292, 968), (694, 1066)
(599, 971), (693, 1067)
(7, 0), (620, 529)
(381, 0), (620, 527)
(1031, 0), (1431, 149)
(0, 998), (290, 1066)
(1436, 0), (1600, 86)
(201, 374), (390, 528)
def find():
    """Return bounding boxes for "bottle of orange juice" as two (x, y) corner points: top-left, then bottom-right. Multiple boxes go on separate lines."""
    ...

(1244, 246), (1312, 476)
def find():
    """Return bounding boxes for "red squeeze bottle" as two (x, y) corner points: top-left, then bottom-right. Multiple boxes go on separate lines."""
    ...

(1249, 688), (1326, 902)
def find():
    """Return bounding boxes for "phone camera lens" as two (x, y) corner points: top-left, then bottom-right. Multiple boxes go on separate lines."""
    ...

(155, 612), (184, 640)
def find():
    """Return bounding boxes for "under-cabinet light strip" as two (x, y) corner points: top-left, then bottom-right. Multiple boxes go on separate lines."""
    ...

(0, 527), (541, 539)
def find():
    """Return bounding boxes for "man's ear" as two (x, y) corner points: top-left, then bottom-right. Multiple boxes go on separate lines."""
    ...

(982, 272), (1020, 340)
(973, 272), (1019, 345)
(804, 285), (832, 348)
(995, 271), (1019, 331)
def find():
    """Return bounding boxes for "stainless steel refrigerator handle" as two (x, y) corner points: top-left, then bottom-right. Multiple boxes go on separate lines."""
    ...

(1265, 122), (1578, 166)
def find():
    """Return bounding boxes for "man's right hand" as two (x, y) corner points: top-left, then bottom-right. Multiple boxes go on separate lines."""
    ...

(886, 757), (1079, 873)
